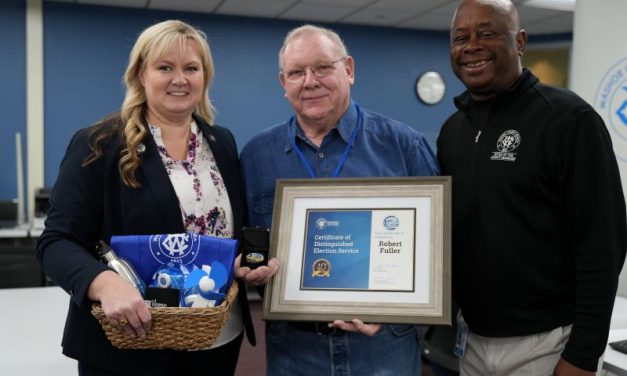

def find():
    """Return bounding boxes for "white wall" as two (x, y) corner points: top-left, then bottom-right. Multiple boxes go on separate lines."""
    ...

(570, 0), (627, 297)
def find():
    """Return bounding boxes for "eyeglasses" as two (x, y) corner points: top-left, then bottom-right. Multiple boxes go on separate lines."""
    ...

(281, 57), (347, 84)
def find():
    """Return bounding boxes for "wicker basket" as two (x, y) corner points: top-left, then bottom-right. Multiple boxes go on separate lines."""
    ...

(91, 282), (238, 350)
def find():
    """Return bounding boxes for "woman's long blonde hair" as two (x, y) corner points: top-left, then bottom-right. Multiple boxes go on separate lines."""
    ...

(85, 20), (216, 188)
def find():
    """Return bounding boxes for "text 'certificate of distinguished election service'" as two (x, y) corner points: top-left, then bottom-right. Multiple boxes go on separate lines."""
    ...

(301, 209), (416, 292)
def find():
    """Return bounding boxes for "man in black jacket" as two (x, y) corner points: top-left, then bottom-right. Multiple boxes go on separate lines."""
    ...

(437, 0), (627, 375)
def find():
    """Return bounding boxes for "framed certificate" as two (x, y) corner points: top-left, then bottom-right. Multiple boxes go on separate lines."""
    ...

(263, 176), (451, 325)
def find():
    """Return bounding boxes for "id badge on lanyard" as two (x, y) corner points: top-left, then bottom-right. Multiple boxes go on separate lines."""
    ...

(454, 310), (470, 358)
(289, 104), (362, 179)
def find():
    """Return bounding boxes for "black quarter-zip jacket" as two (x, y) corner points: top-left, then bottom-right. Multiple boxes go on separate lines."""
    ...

(437, 69), (626, 371)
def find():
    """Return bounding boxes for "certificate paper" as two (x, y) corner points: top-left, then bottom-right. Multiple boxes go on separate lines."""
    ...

(302, 209), (415, 291)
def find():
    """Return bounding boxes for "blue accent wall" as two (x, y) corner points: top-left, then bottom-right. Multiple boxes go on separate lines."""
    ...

(0, 1), (572, 199)
(0, 0), (26, 200)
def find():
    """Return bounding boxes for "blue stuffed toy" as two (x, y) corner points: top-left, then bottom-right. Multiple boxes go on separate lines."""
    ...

(180, 261), (228, 307)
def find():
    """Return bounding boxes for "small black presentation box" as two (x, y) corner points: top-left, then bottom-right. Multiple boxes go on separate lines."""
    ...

(241, 226), (270, 269)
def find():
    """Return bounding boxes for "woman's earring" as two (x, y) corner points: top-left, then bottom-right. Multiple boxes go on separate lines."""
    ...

(137, 143), (146, 154)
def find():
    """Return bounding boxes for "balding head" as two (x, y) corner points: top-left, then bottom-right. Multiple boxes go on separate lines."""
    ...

(453, 0), (520, 33)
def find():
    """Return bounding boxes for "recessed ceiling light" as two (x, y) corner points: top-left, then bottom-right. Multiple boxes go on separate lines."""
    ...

(524, 0), (576, 12)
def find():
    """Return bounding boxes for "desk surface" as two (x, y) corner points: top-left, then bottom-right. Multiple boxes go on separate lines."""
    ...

(0, 286), (76, 375)
(0, 225), (29, 238)
(605, 329), (627, 376)
(605, 296), (627, 376)
(611, 296), (627, 329)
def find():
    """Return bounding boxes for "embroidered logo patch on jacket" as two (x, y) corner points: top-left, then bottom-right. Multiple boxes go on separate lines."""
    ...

(491, 130), (521, 162)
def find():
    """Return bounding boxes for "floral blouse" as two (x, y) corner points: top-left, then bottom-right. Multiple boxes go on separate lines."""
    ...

(149, 122), (234, 238)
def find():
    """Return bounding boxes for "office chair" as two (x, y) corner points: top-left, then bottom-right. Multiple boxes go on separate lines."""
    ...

(0, 245), (45, 288)
(0, 200), (18, 228)
(422, 300), (460, 376)
(422, 324), (460, 375)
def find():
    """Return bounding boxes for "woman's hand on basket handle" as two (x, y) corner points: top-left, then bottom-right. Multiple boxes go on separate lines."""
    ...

(234, 255), (280, 286)
(88, 270), (151, 339)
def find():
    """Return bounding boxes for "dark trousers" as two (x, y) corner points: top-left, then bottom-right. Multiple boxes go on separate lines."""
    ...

(78, 333), (244, 376)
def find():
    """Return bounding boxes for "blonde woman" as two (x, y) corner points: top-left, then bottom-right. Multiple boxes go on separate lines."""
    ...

(38, 20), (256, 375)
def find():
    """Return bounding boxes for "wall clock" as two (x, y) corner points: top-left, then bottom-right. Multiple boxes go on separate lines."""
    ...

(416, 71), (446, 105)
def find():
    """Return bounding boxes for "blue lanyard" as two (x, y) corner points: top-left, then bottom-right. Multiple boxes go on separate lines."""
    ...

(289, 104), (362, 178)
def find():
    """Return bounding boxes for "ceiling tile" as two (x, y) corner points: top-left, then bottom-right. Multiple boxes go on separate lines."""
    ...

(517, 4), (570, 20)
(78, 0), (146, 8)
(149, 0), (222, 14)
(399, 13), (453, 31)
(524, 14), (573, 34)
(216, 0), (297, 18)
(280, 3), (356, 23)
(517, 4), (573, 34)
(403, 2), (457, 30)
(301, 0), (376, 6)
(429, 2), (459, 17)
(524, 0), (576, 12)
(369, 0), (446, 12)
(341, 7), (416, 27)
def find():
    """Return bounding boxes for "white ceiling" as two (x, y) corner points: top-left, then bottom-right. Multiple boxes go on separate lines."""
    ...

(45, 0), (574, 35)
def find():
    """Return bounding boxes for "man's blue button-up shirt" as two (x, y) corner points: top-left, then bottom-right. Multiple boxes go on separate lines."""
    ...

(240, 101), (440, 229)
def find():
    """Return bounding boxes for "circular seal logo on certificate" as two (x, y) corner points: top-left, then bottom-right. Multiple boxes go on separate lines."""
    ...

(383, 215), (400, 230)
(595, 57), (627, 161)
(316, 218), (327, 230)
(312, 259), (331, 277)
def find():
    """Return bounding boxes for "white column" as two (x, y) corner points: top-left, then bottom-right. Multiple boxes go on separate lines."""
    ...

(26, 0), (44, 224)
(570, 0), (627, 297)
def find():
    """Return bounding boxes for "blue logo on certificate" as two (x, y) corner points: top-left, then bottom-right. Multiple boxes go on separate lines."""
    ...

(383, 216), (400, 230)
(302, 210), (371, 289)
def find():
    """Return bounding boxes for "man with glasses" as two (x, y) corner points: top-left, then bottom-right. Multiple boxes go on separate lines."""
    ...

(239, 24), (439, 375)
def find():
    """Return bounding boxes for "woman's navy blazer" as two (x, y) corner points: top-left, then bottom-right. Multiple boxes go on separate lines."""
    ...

(37, 113), (254, 374)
